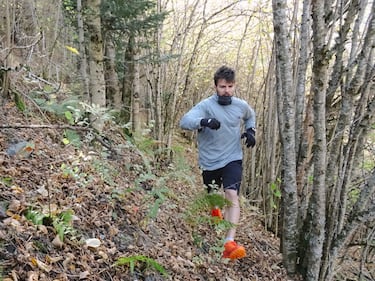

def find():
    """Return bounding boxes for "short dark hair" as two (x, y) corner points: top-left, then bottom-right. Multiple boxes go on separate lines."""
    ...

(214, 66), (235, 86)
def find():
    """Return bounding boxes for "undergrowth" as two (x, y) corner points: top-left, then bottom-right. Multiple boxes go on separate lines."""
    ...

(113, 255), (168, 277)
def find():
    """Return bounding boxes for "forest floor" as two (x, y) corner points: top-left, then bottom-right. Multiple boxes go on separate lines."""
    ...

(0, 100), (296, 281)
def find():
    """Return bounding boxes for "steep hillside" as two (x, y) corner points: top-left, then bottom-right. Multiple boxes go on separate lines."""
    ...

(0, 101), (292, 280)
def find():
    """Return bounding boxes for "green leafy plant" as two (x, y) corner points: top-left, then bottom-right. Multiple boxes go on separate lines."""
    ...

(270, 178), (281, 209)
(0, 177), (13, 187)
(192, 232), (204, 247)
(24, 209), (75, 241)
(210, 240), (226, 258)
(0, 265), (4, 281)
(113, 255), (168, 277)
(60, 163), (80, 179)
(62, 129), (81, 147)
(14, 92), (26, 112)
(348, 187), (360, 206)
(147, 187), (170, 219)
(60, 162), (91, 187)
(53, 209), (74, 241)
(92, 158), (117, 186)
(24, 209), (45, 225)
(34, 95), (81, 118)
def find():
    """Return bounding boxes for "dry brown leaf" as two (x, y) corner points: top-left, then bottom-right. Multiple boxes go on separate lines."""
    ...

(109, 226), (119, 237)
(79, 271), (90, 279)
(36, 186), (48, 196)
(63, 253), (75, 270)
(98, 250), (108, 260)
(36, 224), (48, 234)
(30, 257), (52, 272)
(8, 199), (21, 212)
(52, 234), (64, 248)
(3, 217), (21, 228)
(11, 185), (24, 194)
(27, 271), (39, 281)
(11, 270), (19, 281)
(45, 255), (64, 264)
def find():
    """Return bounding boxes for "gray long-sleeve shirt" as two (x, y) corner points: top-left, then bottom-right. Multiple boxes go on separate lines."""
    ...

(180, 94), (256, 170)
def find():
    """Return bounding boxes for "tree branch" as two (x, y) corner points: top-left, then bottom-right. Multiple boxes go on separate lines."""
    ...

(0, 124), (90, 131)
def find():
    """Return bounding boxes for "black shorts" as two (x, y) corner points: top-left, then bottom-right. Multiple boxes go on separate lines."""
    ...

(202, 160), (242, 194)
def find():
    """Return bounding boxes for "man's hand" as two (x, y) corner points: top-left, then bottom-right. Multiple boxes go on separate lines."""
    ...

(200, 118), (221, 130)
(241, 128), (256, 147)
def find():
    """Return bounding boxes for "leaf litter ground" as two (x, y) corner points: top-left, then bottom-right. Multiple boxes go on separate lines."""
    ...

(0, 103), (292, 281)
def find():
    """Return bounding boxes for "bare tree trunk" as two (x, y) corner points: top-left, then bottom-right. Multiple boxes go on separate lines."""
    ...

(320, 1), (360, 277)
(262, 51), (280, 232)
(77, 0), (89, 102)
(1, 0), (14, 99)
(132, 51), (141, 132)
(303, 1), (328, 280)
(122, 35), (135, 123)
(85, 0), (106, 131)
(295, 0), (311, 166)
(294, 1), (313, 246)
(105, 39), (121, 110)
(149, 0), (164, 146)
(272, 0), (298, 275)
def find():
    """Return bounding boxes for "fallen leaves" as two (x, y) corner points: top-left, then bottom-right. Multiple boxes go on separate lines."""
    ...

(30, 257), (52, 272)
(0, 106), (291, 281)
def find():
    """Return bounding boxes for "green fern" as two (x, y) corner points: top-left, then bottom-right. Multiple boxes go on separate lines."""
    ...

(206, 193), (229, 209)
(114, 255), (168, 277)
(184, 191), (231, 225)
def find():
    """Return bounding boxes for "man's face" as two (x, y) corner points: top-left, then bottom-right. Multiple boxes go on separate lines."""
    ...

(215, 79), (235, 96)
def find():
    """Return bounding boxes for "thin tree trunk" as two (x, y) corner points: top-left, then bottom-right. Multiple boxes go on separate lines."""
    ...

(122, 35), (135, 123)
(295, 0), (313, 244)
(304, 1), (328, 280)
(320, 2), (375, 278)
(77, 0), (89, 102)
(85, 0), (106, 131)
(132, 51), (141, 132)
(152, 0), (164, 145)
(263, 52), (279, 232)
(2, 0), (14, 98)
(323, 170), (375, 281)
(295, 0), (311, 167)
(250, 48), (280, 232)
(272, 0), (298, 275)
(105, 39), (121, 110)
(323, 1), (360, 274)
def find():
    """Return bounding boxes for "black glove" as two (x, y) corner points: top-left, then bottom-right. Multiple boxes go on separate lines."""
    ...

(200, 118), (221, 130)
(241, 128), (256, 147)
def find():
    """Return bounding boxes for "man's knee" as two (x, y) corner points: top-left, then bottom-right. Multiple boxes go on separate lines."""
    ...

(225, 189), (240, 207)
